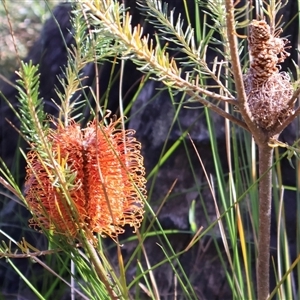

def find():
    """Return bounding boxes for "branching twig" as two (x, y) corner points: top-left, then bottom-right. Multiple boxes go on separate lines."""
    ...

(84, 1), (250, 131)
(225, 0), (262, 138)
(0, 249), (59, 259)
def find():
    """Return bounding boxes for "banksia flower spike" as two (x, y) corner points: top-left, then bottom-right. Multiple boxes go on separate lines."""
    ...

(83, 120), (146, 238)
(25, 123), (88, 239)
(244, 19), (294, 130)
(24, 118), (146, 242)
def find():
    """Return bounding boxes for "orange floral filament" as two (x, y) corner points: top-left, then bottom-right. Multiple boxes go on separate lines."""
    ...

(24, 118), (146, 241)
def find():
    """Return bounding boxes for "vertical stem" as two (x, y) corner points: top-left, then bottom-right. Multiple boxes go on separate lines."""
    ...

(257, 145), (274, 300)
(84, 239), (119, 299)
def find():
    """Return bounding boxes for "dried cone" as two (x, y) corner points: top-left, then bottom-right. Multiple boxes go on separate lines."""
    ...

(244, 19), (294, 130)
(25, 119), (146, 241)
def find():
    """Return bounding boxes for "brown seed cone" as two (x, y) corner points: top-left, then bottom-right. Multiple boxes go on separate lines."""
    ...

(248, 20), (289, 86)
(244, 72), (293, 129)
(244, 19), (294, 130)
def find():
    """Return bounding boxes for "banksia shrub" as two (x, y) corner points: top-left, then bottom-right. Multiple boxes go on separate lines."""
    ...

(244, 19), (294, 130)
(24, 118), (146, 242)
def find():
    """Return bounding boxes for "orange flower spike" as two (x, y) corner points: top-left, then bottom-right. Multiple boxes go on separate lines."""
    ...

(83, 120), (146, 238)
(114, 129), (146, 224)
(25, 118), (146, 241)
(49, 122), (87, 216)
(25, 122), (88, 238)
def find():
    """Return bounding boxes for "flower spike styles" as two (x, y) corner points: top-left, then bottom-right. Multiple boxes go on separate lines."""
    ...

(83, 120), (146, 238)
(25, 122), (88, 239)
(24, 118), (146, 242)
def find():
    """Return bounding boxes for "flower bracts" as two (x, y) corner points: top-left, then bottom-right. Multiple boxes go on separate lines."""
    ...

(24, 119), (146, 241)
(244, 20), (294, 130)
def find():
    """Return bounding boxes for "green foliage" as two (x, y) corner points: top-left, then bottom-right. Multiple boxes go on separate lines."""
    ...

(16, 61), (48, 145)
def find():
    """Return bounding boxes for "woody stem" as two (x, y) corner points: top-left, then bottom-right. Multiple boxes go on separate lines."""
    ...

(257, 144), (273, 300)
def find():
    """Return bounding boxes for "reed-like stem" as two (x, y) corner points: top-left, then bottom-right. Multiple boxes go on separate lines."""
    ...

(257, 145), (274, 300)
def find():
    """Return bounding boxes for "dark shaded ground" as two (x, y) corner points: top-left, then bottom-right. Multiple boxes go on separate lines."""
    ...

(0, 1), (299, 299)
